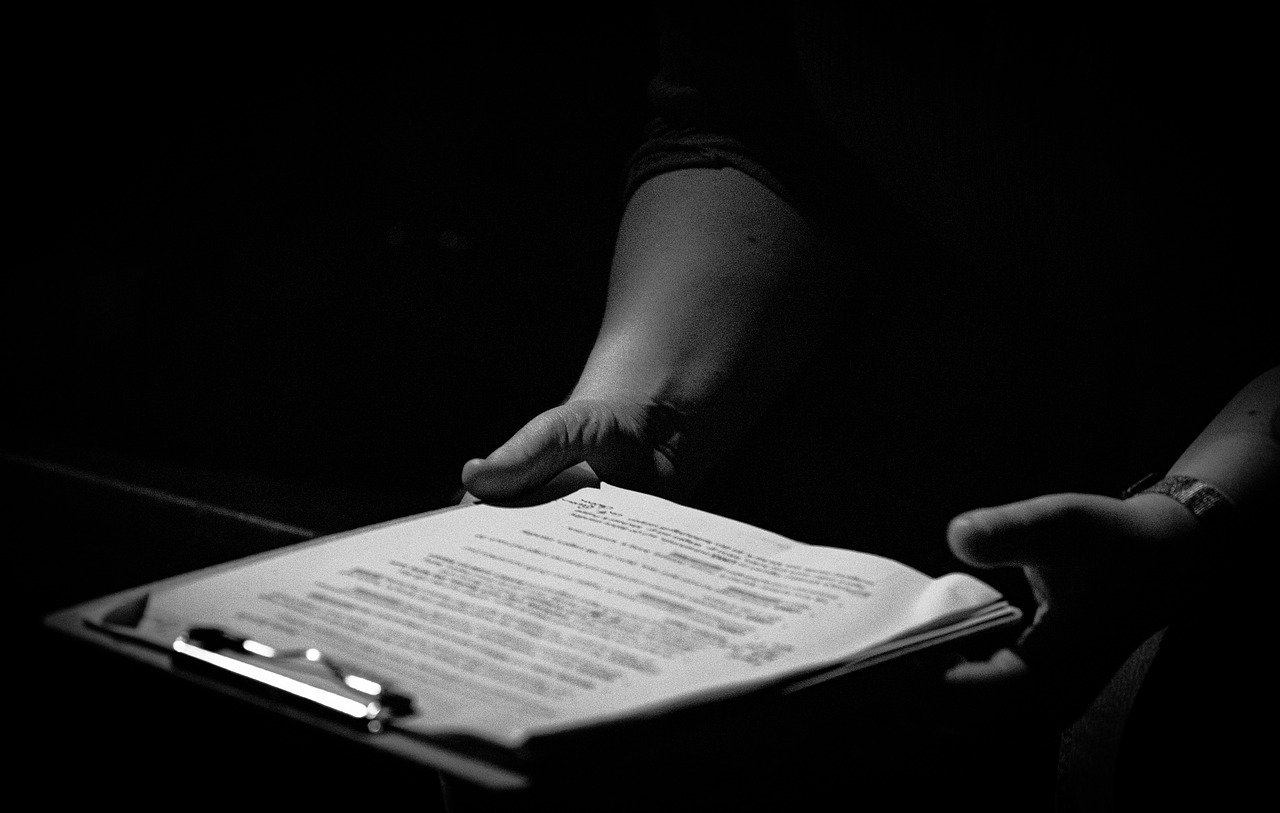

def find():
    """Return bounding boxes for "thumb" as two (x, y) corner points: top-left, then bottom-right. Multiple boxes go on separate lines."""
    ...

(947, 492), (1123, 569)
(461, 402), (608, 501)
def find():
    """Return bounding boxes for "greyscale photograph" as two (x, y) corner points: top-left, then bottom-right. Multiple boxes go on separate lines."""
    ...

(9, 4), (1274, 811)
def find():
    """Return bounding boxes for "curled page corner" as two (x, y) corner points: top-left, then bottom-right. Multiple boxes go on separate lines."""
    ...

(906, 572), (1003, 633)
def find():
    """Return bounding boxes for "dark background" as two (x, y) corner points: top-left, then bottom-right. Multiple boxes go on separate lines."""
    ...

(7, 13), (657, 512)
(7, 15), (657, 803)
(6, 11), (1273, 808)
(9, 10), (1273, 608)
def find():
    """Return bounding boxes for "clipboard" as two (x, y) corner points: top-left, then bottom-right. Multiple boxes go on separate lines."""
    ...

(42, 502), (536, 794)
(40, 473), (1026, 809)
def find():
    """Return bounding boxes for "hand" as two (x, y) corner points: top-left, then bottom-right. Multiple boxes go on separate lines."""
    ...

(942, 491), (1201, 726)
(460, 396), (690, 504)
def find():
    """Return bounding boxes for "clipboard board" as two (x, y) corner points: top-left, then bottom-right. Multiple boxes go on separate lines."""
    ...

(39, 472), (1027, 809)
(42, 502), (534, 794)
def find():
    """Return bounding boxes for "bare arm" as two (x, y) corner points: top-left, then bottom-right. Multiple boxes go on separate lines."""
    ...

(1156, 364), (1280, 518)
(462, 166), (838, 501)
(946, 364), (1280, 722)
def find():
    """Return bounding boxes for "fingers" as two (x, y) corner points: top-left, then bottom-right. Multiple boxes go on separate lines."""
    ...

(461, 400), (641, 501)
(461, 407), (593, 500)
(944, 647), (1029, 685)
(943, 640), (1106, 729)
(947, 492), (1126, 569)
(943, 492), (1192, 729)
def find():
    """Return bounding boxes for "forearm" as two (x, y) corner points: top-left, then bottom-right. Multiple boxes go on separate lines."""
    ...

(1163, 365), (1280, 524)
(570, 167), (839, 479)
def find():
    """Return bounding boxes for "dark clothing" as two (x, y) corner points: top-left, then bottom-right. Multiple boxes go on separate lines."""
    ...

(629, 3), (1254, 269)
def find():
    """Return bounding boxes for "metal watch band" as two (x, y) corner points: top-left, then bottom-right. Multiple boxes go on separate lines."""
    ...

(1138, 474), (1237, 528)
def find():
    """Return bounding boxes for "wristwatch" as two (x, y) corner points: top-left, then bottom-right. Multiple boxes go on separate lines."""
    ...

(1122, 472), (1237, 528)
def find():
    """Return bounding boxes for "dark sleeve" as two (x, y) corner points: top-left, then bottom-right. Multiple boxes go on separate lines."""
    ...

(620, 2), (866, 235)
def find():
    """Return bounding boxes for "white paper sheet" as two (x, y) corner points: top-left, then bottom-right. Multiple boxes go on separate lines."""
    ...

(135, 484), (1006, 746)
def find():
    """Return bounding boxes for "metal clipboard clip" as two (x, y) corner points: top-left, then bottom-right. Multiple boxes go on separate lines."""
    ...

(172, 627), (414, 732)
